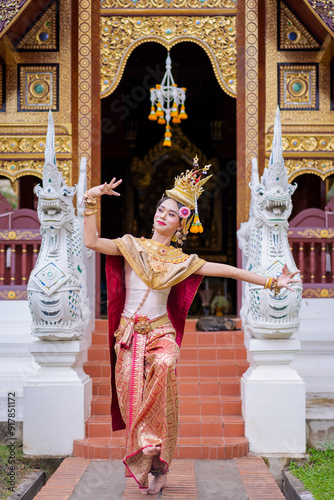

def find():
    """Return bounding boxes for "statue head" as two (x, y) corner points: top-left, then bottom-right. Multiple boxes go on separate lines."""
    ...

(35, 111), (76, 232)
(251, 107), (297, 227)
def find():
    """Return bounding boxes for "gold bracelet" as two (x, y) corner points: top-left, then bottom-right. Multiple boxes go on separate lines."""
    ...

(264, 276), (273, 289)
(84, 197), (97, 205)
(83, 208), (97, 216)
(271, 277), (280, 297)
(83, 191), (97, 204)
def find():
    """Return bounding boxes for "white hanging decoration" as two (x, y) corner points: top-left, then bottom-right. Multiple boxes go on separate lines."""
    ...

(148, 52), (187, 147)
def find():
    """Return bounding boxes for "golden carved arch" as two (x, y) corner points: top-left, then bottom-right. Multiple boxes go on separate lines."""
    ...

(285, 160), (334, 183)
(100, 15), (236, 98)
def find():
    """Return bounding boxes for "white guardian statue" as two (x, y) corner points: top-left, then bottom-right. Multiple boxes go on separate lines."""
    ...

(27, 112), (89, 340)
(238, 107), (302, 339)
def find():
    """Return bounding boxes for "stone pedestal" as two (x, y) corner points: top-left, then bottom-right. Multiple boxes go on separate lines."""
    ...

(0, 301), (39, 443)
(241, 338), (305, 454)
(23, 340), (92, 456)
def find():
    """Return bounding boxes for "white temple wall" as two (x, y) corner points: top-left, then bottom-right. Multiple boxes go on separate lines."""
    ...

(292, 298), (334, 394)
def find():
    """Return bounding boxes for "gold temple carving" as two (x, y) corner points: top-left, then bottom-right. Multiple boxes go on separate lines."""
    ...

(100, 15), (236, 98)
(101, 0), (236, 9)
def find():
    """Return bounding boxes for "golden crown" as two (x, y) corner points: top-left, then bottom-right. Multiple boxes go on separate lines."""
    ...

(165, 155), (211, 210)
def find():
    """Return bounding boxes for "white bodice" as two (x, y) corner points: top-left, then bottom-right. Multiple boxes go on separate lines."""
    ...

(122, 261), (171, 319)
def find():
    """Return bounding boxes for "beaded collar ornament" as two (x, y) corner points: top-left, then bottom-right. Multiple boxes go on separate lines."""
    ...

(165, 155), (211, 234)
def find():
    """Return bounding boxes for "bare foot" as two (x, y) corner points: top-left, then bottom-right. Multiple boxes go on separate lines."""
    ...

(142, 446), (161, 456)
(141, 476), (167, 495)
(148, 474), (167, 495)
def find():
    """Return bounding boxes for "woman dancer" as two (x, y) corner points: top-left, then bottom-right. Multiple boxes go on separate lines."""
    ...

(83, 161), (300, 495)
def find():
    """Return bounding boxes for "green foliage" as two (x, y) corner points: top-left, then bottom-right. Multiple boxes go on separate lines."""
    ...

(289, 446), (334, 500)
(0, 444), (33, 500)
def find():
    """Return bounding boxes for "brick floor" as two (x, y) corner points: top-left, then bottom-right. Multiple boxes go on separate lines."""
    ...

(235, 457), (286, 499)
(34, 457), (91, 499)
(33, 456), (287, 499)
(123, 460), (198, 499)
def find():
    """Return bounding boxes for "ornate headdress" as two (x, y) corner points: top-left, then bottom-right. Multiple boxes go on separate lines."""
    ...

(165, 155), (211, 241)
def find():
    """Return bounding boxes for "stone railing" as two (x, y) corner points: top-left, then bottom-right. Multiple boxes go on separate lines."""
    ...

(288, 207), (334, 299)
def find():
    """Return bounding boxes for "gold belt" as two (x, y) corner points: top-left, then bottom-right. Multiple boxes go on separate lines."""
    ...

(120, 313), (169, 335)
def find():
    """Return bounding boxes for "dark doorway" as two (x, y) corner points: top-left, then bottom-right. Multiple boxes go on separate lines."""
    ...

(100, 42), (237, 316)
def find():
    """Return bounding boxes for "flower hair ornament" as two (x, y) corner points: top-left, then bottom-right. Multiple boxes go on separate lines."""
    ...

(167, 155), (211, 245)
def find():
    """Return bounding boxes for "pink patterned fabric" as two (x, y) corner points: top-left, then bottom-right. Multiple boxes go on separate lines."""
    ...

(106, 255), (202, 431)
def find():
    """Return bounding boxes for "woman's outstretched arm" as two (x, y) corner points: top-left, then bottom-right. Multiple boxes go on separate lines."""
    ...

(194, 262), (300, 291)
(83, 178), (122, 256)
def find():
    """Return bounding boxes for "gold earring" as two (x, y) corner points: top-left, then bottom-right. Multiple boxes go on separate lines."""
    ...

(173, 230), (185, 245)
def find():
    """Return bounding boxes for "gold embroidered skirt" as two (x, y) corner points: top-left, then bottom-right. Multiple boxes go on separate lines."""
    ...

(114, 315), (180, 489)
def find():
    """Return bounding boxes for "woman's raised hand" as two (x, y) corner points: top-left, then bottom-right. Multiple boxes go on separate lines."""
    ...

(87, 178), (122, 198)
(277, 263), (302, 292)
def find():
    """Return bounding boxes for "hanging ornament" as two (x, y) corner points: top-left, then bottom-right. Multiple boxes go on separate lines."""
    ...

(148, 52), (187, 147)
(190, 194), (204, 233)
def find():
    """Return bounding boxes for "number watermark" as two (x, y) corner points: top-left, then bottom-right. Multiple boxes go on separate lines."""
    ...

(6, 392), (17, 492)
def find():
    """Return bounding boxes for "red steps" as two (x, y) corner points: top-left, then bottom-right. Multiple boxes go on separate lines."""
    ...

(73, 319), (249, 460)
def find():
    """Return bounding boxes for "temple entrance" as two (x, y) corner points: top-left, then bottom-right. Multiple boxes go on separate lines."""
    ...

(100, 41), (237, 316)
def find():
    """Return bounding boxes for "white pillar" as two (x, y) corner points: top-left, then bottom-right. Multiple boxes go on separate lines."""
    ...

(0, 301), (39, 431)
(23, 339), (92, 455)
(241, 338), (306, 454)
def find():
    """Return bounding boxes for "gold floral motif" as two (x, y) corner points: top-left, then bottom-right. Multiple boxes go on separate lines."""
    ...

(101, 0), (235, 8)
(266, 135), (334, 153)
(0, 290), (28, 300)
(16, 1), (58, 51)
(0, 230), (41, 240)
(0, 136), (71, 154)
(287, 228), (334, 239)
(0, 160), (71, 185)
(100, 15), (236, 98)
(279, 1), (320, 50)
(303, 288), (334, 299)
(276, 159), (334, 182)
(149, 257), (167, 274)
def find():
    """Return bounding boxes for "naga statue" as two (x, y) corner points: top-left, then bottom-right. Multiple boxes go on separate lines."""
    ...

(27, 112), (90, 340)
(237, 107), (302, 339)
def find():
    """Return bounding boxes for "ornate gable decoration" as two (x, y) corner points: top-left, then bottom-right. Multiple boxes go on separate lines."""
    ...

(0, 0), (29, 36)
(16, 1), (58, 51)
(305, 0), (334, 35)
(279, 1), (320, 50)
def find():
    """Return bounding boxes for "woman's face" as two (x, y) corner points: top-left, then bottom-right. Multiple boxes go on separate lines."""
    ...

(153, 198), (182, 236)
